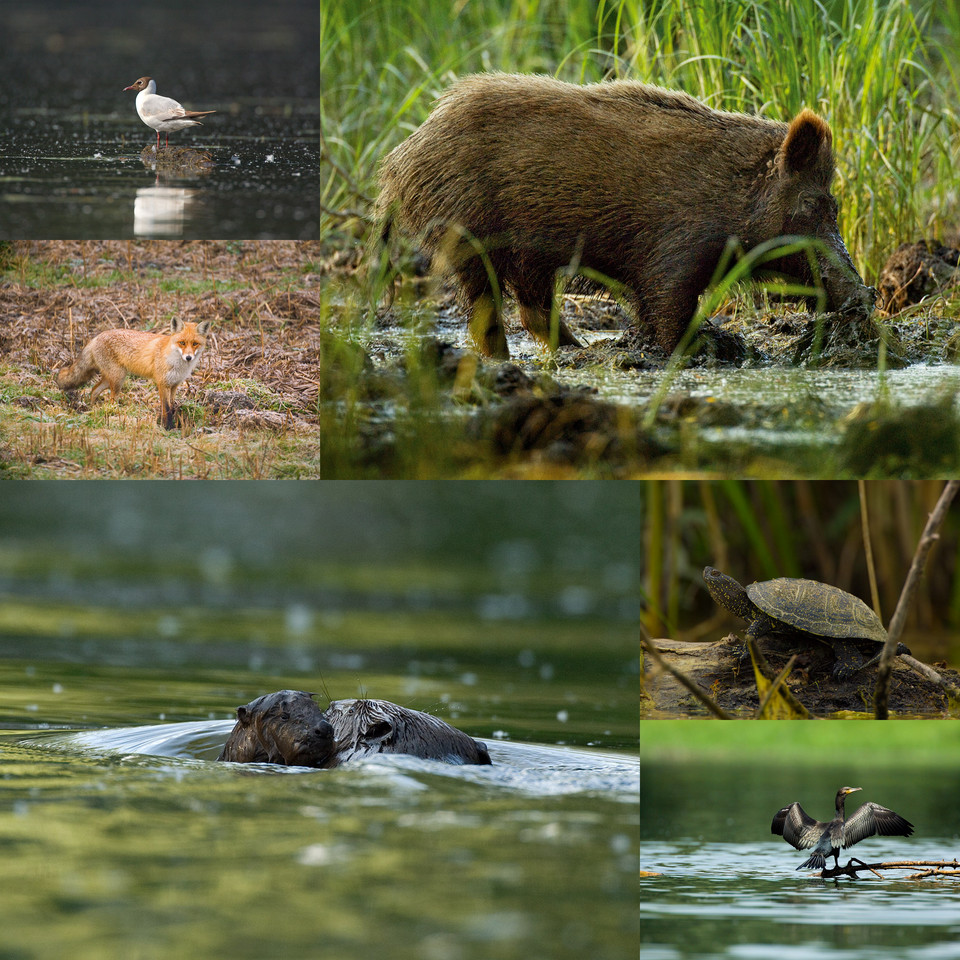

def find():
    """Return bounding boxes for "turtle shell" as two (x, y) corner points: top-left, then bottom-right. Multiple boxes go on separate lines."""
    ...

(746, 577), (887, 645)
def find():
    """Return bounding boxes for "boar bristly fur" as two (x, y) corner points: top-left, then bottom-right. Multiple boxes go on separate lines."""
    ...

(374, 74), (874, 358)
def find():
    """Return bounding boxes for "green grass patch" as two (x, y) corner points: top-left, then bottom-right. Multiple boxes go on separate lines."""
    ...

(322, 0), (959, 277)
(641, 717), (960, 764)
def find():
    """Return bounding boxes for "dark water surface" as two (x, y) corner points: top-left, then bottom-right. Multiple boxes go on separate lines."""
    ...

(0, 0), (318, 239)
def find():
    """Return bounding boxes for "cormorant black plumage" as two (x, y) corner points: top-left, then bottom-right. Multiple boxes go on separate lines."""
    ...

(771, 786), (913, 870)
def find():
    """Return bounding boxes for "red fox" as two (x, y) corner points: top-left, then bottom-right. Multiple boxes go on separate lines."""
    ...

(56, 318), (211, 429)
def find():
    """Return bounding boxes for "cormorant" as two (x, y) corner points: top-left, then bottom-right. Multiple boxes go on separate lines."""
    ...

(771, 786), (914, 870)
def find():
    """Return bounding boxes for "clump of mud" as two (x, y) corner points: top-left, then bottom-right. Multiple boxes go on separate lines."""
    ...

(611, 318), (748, 367)
(139, 144), (215, 176)
(320, 322), (670, 472)
(487, 389), (665, 465)
(878, 240), (960, 312)
(784, 310), (905, 368)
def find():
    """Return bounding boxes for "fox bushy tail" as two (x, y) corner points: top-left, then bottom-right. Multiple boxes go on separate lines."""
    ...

(56, 344), (97, 390)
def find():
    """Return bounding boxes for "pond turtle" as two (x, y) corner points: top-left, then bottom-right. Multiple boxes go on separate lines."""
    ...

(702, 566), (910, 679)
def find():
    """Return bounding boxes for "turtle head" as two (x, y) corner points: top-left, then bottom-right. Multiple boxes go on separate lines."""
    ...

(703, 567), (753, 620)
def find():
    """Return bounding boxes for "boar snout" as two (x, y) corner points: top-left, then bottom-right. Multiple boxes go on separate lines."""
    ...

(819, 236), (876, 317)
(835, 285), (878, 316)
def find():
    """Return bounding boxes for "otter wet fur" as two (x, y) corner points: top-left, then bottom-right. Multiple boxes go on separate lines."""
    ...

(56, 318), (211, 429)
(375, 73), (874, 358)
(217, 691), (492, 768)
(217, 691), (337, 767)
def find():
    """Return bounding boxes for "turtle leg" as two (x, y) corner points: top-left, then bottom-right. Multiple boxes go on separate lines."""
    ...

(738, 620), (775, 667)
(857, 643), (909, 674)
(827, 640), (867, 680)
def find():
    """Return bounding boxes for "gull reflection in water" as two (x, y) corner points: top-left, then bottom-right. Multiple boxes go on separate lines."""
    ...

(132, 185), (200, 236)
(130, 144), (214, 236)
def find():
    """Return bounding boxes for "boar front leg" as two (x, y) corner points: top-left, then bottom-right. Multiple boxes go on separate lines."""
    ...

(640, 246), (719, 353)
(636, 285), (702, 354)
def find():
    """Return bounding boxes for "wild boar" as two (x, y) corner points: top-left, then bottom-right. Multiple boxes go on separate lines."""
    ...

(374, 73), (875, 358)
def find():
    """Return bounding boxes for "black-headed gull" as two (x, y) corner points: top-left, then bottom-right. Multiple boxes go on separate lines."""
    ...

(123, 77), (216, 148)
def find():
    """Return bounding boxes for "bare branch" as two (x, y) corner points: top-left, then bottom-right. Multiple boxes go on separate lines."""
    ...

(899, 653), (960, 699)
(874, 480), (960, 718)
(819, 858), (960, 880)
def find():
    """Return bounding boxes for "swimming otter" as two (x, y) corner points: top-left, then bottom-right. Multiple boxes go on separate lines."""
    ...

(217, 691), (491, 767)
(322, 698), (492, 765)
(217, 690), (337, 767)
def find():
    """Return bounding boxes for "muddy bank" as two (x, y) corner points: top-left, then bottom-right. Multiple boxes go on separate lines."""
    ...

(319, 238), (960, 477)
(643, 635), (956, 716)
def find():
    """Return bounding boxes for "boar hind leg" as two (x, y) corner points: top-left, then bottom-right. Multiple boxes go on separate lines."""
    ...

(518, 302), (582, 350)
(468, 293), (509, 358)
(459, 269), (510, 359)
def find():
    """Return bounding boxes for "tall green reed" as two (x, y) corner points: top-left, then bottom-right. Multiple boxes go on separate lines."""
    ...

(324, 0), (957, 275)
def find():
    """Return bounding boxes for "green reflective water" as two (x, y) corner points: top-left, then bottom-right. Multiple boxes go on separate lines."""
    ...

(641, 723), (960, 960)
(0, 482), (640, 959)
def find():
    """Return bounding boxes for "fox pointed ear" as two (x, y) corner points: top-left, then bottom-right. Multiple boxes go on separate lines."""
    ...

(170, 317), (185, 333)
(778, 108), (833, 176)
(196, 320), (211, 335)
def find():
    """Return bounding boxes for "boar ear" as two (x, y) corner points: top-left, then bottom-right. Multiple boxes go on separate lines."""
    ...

(779, 108), (833, 176)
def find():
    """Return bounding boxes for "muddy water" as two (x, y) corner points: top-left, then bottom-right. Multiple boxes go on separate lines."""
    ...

(631, 364), (960, 454)
(373, 301), (960, 469)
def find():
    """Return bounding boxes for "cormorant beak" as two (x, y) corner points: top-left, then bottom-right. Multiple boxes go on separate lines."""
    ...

(842, 787), (863, 795)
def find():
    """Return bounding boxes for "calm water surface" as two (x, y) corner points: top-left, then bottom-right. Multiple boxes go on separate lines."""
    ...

(1, 0), (318, 239)
(642, 757), (960, 960)
(0, 482), (640, 959)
